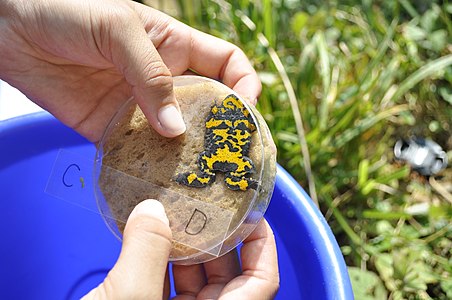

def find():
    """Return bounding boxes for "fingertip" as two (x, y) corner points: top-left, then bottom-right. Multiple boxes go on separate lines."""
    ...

(129, 199), (170, 226)
(137, 94), (186, 138)
(157, 104), (186, 137)
(103, 199), (172, 299)
(242, 96), (258, 106)
(232, 75), (261, 107)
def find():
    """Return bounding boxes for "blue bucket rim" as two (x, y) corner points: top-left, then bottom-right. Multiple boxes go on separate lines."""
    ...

(275, 165), (353, 299)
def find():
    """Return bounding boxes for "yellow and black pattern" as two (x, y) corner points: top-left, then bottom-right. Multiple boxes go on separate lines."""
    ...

(176, 94), (258, 191)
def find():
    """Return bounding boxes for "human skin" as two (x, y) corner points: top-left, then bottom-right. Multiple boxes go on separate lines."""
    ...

(0, 0), (261, 142)
(82, 200), (279, 300)
(0, 0), (278, 299)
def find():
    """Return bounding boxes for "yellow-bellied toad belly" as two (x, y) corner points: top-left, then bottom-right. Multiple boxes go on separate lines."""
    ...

(176, 94), (258, 191)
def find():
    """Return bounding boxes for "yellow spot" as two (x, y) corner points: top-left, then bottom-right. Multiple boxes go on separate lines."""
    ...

(225, 177), (248, 191)
(206, 119), (233, 129)
(238, 180), (248, 190)
(187, 173), (197, 184)
(204, 147), (250, 172)
(187, 173), (212, 185)
(197, 176), (211, 184)
(223, 95), (244, 110)
(205, 118), (224, 128)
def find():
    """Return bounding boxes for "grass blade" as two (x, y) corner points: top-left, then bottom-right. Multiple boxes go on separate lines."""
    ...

(387, 54), (452, 103)
(315, 32), (332, 130)
(258, 33), (319, 207)
(359, 19), (398, 90)
(333, 104), (409, 148)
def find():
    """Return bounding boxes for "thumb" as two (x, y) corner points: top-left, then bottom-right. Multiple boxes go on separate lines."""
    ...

(83, 200), (172, 299)
(106, 8), (186, 137)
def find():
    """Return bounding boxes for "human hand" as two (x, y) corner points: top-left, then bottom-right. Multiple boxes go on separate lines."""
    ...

(82, 199), (172, 299)
(83, 199), (279, 300)
(0, 0), (261, 142)
(170, 218), (279, 300)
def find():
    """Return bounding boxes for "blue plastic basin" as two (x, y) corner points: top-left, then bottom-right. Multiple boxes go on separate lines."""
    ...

(0, 112), (353, 299)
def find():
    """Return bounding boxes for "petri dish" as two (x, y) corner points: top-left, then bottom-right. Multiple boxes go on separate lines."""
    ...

(94, 75), (276, 265)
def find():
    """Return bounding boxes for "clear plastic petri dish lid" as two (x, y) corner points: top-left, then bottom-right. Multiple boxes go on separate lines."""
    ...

(94, 75), (277, 265)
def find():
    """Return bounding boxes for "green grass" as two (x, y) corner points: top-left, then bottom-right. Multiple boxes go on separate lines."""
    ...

(143, 0), (452, 298)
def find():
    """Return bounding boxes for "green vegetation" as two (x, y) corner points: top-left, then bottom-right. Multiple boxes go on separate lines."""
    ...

(144, 0), (452, 298)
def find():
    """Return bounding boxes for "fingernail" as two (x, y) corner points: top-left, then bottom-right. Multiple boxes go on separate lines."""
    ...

(242, 96), (257, 106)
(158, 105), (186, 136)
(131, 199), (169, 226)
